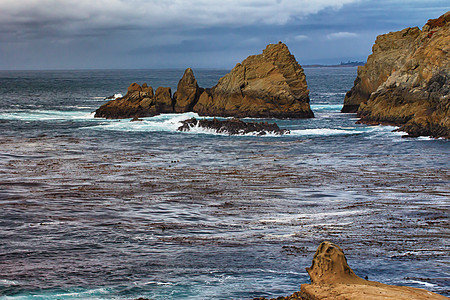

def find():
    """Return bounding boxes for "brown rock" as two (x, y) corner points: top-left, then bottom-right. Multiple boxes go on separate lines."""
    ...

(344, 11), (450, 138)
(299, 241), (448, 300)
(173, 68), (203, 112)
(94, 83), (157, 119)
(154, 87), (173, 113)
(305, 241), (365, 285)
(193, 42), (314, 118)
(128, 82), (142, 93)
(342, 27), (421, 113)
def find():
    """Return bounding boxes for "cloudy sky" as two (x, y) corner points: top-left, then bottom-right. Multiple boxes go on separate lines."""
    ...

(0, 0), (448, 70)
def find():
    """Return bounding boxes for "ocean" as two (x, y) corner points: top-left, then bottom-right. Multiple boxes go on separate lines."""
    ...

(0, 68), (448, 299)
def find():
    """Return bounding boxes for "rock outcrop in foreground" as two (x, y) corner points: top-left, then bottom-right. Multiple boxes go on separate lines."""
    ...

(177, 117), (290, 135)
(255, 241), (447, 300)
(94, 42), (313, 120)
(342, 11), (450, 138)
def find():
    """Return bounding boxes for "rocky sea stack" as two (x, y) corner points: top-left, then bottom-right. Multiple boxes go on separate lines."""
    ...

(255, 241), (447, 300)
(94, 42), (313, 120)
(194, 42), (313, 118)
(342, 11), (450, 138)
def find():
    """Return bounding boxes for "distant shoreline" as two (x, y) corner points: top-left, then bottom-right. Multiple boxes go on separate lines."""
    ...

(303, 62), (365, 68)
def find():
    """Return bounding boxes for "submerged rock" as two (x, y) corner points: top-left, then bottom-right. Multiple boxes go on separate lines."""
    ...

(94, 42), (313, 120)
(343, 11), (450, 138)
(255, 241), (448, 300)
(177, 117), (290, 135)
(194, 42), (314, 119)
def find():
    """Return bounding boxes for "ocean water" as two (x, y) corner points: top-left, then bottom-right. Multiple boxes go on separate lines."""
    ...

(0, 68), (448, 299)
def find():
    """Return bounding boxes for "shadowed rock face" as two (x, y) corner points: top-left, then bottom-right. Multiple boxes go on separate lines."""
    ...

(177, 117), (290, 135)
(343, 11), (450, 138)
(94, 42), (313, 120)
(194, 42), (314, 118)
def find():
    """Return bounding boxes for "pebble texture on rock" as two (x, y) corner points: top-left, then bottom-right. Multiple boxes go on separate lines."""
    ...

(343, 11), (450, 138)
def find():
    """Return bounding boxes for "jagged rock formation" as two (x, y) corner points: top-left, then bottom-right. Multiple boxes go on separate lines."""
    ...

(254, 241), (447, 300)
(343, 11), (450, 138)
(194, 42), (314, 118)
(94, 42), (313, 120)
(177, 117), (290, 135)
(94, 82), (158, 119)
(173, 68), (203, 113)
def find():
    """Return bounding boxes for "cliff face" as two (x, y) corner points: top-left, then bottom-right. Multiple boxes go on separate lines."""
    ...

(94, 42), (313, 120)
(194, 42), (313, 118)
(343, 11), (450, 138)
(342, 27), (421, 113)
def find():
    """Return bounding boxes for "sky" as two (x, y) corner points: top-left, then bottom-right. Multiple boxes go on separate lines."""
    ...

(0, 0), (448, 70)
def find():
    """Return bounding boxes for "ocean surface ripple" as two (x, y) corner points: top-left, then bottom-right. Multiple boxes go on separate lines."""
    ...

(0, 68), (448, 299)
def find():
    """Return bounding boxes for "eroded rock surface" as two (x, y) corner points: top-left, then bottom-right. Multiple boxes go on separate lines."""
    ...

(343, 11), (450, 138)
(194, 42), (313, 118)
(177, 117), (289, 135)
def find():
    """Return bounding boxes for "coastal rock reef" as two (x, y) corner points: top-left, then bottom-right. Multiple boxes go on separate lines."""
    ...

(255, 241), (447, 300)
(177, 117), (290, 135)
(342, 11), (450, 138)
(94, 42), (314, 120)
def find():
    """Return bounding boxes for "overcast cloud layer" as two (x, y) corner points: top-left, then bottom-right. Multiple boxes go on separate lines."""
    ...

(0, 0), (448, 69)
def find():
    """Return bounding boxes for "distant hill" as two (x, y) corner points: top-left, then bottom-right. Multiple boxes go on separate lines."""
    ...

(303, 61), (365, 68)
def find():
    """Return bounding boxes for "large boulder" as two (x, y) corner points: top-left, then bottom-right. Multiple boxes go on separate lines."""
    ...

(343, 11), (450, 138)
(193, 42), (314, 118)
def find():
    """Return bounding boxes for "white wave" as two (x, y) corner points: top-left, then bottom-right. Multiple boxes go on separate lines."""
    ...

(0, 279), (19, 286)
(310, 104), (343, 111)
(90, 112), (199, 132)
(289, 128), (354, 136)
(408, 280), (438, 288)
(92, 93), (122, 101)
(317, 92), (346, 96)
(0, 110), (95, 121)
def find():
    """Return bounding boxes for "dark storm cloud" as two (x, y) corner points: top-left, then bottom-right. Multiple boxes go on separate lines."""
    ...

(0, 0), (448, 69)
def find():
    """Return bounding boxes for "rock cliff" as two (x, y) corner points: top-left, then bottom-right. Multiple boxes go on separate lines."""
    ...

(254, 241), (447, 300)
(94, 42), (313, 120)
(343, 11), (450, 138)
